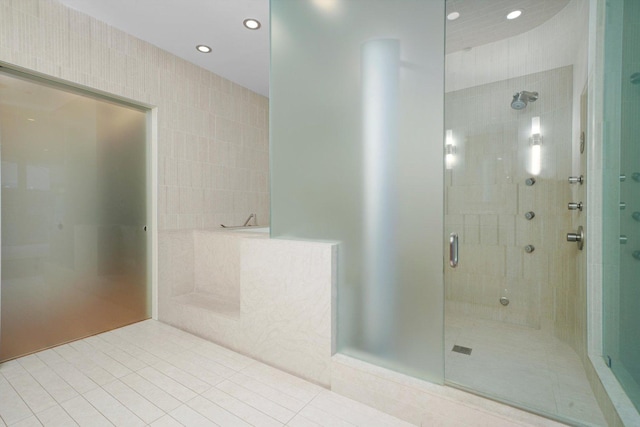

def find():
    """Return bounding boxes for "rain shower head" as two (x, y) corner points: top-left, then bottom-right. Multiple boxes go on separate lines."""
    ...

(511, 91), (539, 110)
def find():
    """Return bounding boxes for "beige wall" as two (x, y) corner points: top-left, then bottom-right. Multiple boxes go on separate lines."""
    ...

(0, 0), (269, 232)
(159, 230), (336, 387)
(444, 66), (575, 332)
(444, 0), (590, 356)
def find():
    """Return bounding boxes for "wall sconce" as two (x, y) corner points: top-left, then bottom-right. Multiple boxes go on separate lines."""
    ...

(445, 129), (456, 170)
(529, 117), (542, 176)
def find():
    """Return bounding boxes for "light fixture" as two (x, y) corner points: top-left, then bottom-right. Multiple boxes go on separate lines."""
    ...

(445, 129), (457, 170)
(447, 12), (460, 21)
(243, 18), (261, 30)
(312, 0), (339, 13)
(529, 117), (542, 176)
(196, 45), (212, 53)
(506, 10), (522, 20)
(531, 116), (541, 135)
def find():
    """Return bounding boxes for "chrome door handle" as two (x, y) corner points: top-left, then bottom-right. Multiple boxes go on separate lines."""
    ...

(449, 233), (459, 268)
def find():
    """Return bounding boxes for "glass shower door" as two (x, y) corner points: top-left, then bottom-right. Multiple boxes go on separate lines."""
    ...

(442, 2), (605, 423)
(602, 0), (640, 412)
(0, 70), (150, 361)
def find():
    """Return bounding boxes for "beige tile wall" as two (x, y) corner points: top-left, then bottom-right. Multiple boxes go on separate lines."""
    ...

(0, 0), (270, 232)
(159, 230), (336, 387)
(444, 66), (575, 331)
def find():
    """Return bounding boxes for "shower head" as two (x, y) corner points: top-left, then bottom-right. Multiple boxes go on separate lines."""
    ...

(511, 91), (539, 110)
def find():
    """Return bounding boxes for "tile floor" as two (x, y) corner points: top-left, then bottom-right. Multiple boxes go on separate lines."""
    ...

(0, 320), (415, 427)
(446, 314), (607, 426)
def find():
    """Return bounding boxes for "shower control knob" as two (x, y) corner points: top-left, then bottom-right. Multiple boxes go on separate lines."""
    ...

(567, 233), (581, 242)
(632, 172), (640, 182)
(524, 245), (535, 253)
(633, 251), (640, 261)
(525, 177), (536, 186)
(567, 226), (585, 250)
(568, 202), (583, 211)
(568, 175), (584, 184)
(524, 211), (535, 220)
(632, 212), (640, 222)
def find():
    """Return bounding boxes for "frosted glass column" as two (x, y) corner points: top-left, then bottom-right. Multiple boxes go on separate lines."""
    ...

(362, 39), (399, 352)
(270, 0), (445, 382)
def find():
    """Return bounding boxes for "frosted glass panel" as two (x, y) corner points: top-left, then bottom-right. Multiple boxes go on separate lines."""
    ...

(603, 0), (640, 412)
(0, 70), (149, 361)
(270, 0), (445, 381)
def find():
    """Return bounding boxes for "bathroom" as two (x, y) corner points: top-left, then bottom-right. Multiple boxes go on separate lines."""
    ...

(0, 0), (638, 426)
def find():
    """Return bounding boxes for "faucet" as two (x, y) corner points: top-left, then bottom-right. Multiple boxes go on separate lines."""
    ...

(242, 213), (257, 227)
(220, 213), (257, 228)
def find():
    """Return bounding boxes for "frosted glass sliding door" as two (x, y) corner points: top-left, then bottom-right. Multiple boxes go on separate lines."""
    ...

(270, 0), (445, 381)
(0, 69), (149, 361)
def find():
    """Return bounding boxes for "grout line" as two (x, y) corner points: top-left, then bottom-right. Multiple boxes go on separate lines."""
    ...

(82, 387), (142, 427)
(2, 320), (408, 427)
(2, 364), (60, 416)
(227, 370), (308, 407)
(0, 370), (37, 426)
(100, 379), (166, 425)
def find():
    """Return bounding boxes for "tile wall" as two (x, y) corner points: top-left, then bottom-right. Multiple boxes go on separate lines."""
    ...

(159, 230), (336, 387)
(443, 1), (590, 360)
(0, 0), (270, 232)
(445, 66), (575, 331)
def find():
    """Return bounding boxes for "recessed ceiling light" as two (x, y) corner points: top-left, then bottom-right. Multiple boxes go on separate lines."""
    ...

(27, 118), (35, 121)
(196, 44), (212, 53)
(506, 10), (522, 20)
(243, 18), (261, 30)
(447, 12), (460, 21)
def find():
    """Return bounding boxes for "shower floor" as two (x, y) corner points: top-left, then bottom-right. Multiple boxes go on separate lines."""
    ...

(445, 313), (607, 426)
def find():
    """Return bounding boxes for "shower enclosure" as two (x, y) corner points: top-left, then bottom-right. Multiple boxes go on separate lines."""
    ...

(441, 2), (607, 424)
(0, 69), (151, 361)
(269, 0), (635, 425)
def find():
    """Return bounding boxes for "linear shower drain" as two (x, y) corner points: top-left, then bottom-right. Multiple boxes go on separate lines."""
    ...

(452, 345), (472, 355)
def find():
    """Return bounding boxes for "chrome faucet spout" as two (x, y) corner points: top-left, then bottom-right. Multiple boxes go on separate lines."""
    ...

(243, 213), (256, 227)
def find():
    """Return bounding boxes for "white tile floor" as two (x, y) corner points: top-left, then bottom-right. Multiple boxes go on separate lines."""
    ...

(445, 314), (607, 426)
(0, 320), (415, 427)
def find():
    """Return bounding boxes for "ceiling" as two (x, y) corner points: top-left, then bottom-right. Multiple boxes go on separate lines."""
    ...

(56, 0), (571, 98)
(445, 0), (571, 53)
(57, 0), (270, 96)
